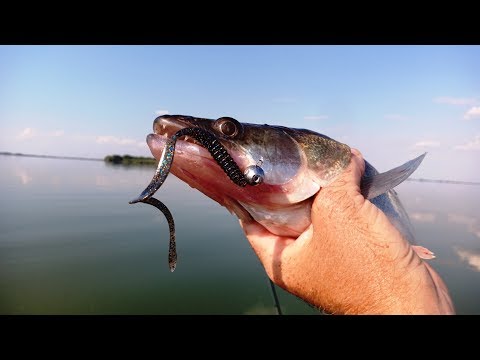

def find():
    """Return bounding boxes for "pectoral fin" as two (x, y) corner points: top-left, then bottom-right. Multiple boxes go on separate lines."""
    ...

(360, 153), (426, 200)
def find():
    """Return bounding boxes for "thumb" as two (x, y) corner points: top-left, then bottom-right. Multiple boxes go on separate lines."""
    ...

(327, 148), (366, 191)
(312, 148), (366, 218)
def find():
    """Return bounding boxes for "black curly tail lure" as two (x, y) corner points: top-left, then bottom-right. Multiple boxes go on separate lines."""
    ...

(129, 127), (261, 271)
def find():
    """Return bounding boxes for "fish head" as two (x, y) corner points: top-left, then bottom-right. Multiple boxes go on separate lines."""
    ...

(147, 115), (351, 236)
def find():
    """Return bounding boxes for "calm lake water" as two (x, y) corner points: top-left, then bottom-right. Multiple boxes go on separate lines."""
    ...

(1, 155), (479, 314)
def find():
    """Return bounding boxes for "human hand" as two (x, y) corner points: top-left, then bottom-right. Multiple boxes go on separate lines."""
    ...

(239, 149), (455, 314)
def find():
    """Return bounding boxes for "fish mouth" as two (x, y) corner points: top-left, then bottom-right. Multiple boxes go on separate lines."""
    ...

(152, 115), (205, 147)
(148, 115), (240, 185)
(147, 115), (216, 161)
(146, 114), (256, 221)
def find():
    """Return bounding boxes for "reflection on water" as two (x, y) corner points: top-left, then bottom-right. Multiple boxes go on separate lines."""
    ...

(1, 155), (479, 314)
(448, 214), (480, 239)
(455, 248), (480, 272)
(396, 181), (480, 314)
(410, 212), (436, 223)
(13, 167), (33, 185)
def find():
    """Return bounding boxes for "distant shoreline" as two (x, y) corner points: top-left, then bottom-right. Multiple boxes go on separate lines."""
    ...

(0, 151), (102, 162)
(406, 178), (480, 186)
(1, 151), (478, 184)
(104, 154), (157, 165)
(0, 151), (157, 166)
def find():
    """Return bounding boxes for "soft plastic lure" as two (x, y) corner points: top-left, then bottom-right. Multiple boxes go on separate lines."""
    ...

(130, 127), (264, 272)
(142, 197), (177, 272)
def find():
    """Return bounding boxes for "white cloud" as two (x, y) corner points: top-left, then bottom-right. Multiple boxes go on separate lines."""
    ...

(304, 115), (328, 121)
(49, 130), (65, 137)
(384, 114), (408, 121)
(464, 106), (480, 120)
(434, 96), (478, 106)
(155, 109), (169, 116)
(17, 127), (36, 140)
(96, 135), (137, 146)
(455, 248), (480, 272)
(413, 140), (440, 148)
(3, 128), (152, 159)
(410, 212), (436, 223)
(454, 135), (480, 151)
(16, 128), (65, 140)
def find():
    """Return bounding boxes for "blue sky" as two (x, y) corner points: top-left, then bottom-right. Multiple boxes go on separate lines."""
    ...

(1, 45), (479, 181)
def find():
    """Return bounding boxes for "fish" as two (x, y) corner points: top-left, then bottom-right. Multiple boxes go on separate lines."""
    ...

(142, 114), (432, 258)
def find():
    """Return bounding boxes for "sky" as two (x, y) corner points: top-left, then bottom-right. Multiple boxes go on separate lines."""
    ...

(0, 45), (479, 181)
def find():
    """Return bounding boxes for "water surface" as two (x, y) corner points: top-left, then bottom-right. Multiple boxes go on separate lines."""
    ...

(1, 155), (479, 314)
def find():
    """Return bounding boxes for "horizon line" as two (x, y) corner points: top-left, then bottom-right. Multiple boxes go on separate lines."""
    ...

(1, 151), (479, 185)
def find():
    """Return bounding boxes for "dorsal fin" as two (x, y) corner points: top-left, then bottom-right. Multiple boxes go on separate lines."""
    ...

(360, 153), (426, 200)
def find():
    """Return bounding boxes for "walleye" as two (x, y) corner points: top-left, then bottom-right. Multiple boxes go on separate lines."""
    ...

(134, 114), (434, 263)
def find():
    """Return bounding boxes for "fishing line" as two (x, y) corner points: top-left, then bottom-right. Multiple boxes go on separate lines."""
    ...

(269, 278), (282, 315)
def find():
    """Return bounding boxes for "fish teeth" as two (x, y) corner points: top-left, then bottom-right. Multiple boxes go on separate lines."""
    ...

(181, 135), (201, 146)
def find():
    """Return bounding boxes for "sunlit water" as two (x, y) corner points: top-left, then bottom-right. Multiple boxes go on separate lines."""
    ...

(1, 155), (479, 314)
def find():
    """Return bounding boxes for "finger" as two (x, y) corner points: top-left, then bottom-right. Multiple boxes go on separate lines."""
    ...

(412, 245), (436, 260)
(239, 219), (293, 276)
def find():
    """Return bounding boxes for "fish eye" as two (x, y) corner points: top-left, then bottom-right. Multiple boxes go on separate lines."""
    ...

(214, 117), (243, 138)
(221, 121), (236, 136)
